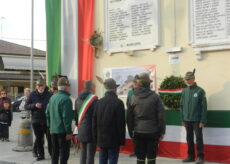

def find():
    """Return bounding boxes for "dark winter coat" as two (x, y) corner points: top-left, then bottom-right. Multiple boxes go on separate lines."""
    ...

(75, 90), (98, 142)
(93, 91), (126, 148)
(25, 88), (52, 124)
(0, 108), (12, 126)
(127, 87), (165, 138)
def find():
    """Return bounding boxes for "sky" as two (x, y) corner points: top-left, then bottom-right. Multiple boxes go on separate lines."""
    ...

(0, 0), (46, 50)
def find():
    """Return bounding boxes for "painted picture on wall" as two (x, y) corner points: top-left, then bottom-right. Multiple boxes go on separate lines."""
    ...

(103, 65), (156, 97)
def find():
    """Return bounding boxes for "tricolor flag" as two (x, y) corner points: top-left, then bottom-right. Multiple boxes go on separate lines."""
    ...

(45, 0), (95, 98)
(158, 88), (184, 95)
(45, 0), (78, 99)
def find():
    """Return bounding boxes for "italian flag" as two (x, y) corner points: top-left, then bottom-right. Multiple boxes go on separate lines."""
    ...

(45, 0), (95, 98)
(121, 110), (230, 163)
(158, 88), (184, 95)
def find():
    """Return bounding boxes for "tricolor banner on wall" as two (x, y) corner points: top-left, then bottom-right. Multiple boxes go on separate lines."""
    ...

(45, 0), (95, 98)
(158, 88), (184, 95)
(121, 110), (230, 163)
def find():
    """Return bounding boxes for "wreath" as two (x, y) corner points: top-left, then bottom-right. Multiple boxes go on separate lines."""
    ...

(89, 31), (103, 58)
(159, 76), (186, 109)
(89, 31), (102, 47)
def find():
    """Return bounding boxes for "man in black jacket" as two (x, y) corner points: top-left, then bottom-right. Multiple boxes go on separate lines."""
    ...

(75, 80), (97, 164)
(93, 78), (125, 164)
(25, 79), (52, 161)
(127, 73), (165, 164)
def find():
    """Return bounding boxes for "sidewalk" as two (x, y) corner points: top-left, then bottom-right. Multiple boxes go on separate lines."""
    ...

(0, 113), (221, 164)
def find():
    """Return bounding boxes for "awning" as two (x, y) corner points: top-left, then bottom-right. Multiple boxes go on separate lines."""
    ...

(1, 57), (46, 71)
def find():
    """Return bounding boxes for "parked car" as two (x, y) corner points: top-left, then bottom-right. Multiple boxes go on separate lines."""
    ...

(12, 96), (25, 112)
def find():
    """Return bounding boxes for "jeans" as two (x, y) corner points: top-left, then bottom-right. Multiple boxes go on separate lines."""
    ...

(185, 121), (204, 159)
(80, 142), (96, 164)
(51, 133), (71, 164)
(99, 147), (120, 164)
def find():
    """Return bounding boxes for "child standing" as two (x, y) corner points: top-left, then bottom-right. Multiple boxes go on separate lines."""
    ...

(0, 100), (12, 141)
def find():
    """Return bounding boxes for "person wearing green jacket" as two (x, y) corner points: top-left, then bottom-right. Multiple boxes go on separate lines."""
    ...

(46, 77), (74, 164)
(180, 69), (207, 164)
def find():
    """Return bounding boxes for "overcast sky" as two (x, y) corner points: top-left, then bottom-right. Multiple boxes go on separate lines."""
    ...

(0, 0), (46, 50)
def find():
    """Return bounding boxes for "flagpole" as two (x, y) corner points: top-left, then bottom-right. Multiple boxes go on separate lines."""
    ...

(30, 0), (34, 90)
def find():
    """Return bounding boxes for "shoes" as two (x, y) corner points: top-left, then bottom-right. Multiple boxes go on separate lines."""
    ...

(4, 138), (9, 142)
(36, 156), (45, 161)
(129, 153), (136, 157)
(33, 152), (38, 158)
(196, 158), (204, 164)
(182, 157), (195, 162)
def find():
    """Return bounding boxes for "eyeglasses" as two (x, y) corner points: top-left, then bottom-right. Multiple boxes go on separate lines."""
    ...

(1, 93), (6, 95)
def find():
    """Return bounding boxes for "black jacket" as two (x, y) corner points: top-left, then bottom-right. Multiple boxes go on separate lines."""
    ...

(127, 87), (165, 138)
(75, 90), (97, 142)
(93, 91), (126, 148)
(0, 108), (12, 126)
(25, 88), (52, 124)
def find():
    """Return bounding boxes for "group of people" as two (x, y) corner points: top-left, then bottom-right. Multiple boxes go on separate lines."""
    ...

(0, 68), (207, 164)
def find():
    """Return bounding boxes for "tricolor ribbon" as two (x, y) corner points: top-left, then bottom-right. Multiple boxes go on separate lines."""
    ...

(158, 88), (184, 95)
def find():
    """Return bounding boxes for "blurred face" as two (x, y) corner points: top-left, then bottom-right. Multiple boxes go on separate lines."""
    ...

(1, 91), (7, 98)
(185, 78), (195, 86)
(50, 87), (58, 93)
(133, 81), (140, 88)
(65, 86), (71, 93)
(24, 90), (30, 97)
(36, 85), (46, 93)
(3, 103), (10, 109)
(91, 83), (96, 94)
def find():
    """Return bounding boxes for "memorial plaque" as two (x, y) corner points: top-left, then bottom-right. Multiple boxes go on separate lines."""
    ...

(104, 0), (160, 53)
(189, 0), (230, 50)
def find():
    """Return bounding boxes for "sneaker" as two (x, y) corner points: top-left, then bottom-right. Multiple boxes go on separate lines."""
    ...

(182, 157), (195, 162)
(196, 158), (204, 164)
(36, 156), (45, 161)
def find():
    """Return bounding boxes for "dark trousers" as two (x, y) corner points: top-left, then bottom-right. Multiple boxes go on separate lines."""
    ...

(46, 129), (52, 156)
(32, 123), (51, 157)
(185, 122), (204, 159)
(51, 133), (71, 164)
(0, 124), (9, 139)
(134, 133), (159, 164)
(33, 128), (52, 157)
(80, 142), (96, 164)
(99, 147), (120, 164)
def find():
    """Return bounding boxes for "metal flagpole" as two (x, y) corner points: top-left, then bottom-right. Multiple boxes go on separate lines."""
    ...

(30, 0), (34, 90)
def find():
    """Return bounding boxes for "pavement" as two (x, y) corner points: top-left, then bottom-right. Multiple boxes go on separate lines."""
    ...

(0, 113), (223, 164)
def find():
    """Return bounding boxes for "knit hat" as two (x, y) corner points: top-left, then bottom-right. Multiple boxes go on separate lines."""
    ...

(185, 69), (196, 80)
(58, 77), (70, 87)
(104, 78), (119, 90)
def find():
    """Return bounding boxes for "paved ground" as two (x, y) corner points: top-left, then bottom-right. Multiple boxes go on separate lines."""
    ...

(0, 113), (223, 164)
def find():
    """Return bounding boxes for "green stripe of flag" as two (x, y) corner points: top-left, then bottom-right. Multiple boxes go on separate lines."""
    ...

(45, 0), (62, 84)
(165, 110), (230, 128)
